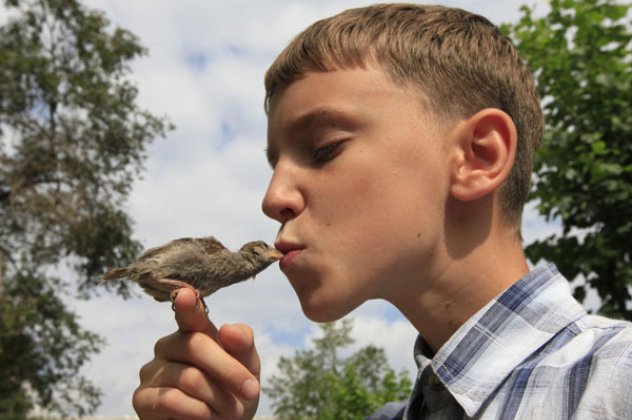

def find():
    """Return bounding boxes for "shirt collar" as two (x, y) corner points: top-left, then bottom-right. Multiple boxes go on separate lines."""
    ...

(413, 264), (587, 417)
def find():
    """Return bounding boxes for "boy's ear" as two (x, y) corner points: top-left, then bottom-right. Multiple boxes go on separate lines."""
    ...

(449, 108), (517, 202)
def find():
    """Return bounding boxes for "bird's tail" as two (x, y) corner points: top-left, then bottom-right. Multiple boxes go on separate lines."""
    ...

(100, 267), (130, 283)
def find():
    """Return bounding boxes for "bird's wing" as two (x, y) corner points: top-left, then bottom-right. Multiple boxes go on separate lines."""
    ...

(138, 237), (199, 260)
(199, 236), (229, 254)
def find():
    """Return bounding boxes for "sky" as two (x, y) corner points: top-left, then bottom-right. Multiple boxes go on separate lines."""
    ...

(2, 0), (565, 417)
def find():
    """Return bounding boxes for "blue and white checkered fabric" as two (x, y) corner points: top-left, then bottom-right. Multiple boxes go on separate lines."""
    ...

(368, 265), (632, 419)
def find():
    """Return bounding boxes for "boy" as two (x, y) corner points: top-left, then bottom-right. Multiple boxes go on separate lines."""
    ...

(132, 4), (632, 419)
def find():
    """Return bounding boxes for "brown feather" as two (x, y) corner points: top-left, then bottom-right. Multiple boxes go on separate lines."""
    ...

(101, 267), (131, 282)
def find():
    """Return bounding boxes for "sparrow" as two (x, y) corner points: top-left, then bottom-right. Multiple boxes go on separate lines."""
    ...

(101, 236), (283, 309)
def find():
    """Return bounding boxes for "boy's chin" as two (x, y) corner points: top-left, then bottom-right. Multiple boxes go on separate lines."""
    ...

(298, 293), (363, 323)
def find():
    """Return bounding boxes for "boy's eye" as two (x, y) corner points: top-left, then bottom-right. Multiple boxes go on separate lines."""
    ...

(312, 141), (344, 165)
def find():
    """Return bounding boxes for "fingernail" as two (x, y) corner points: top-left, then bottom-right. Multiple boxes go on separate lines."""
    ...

(241, 379), (259, 400)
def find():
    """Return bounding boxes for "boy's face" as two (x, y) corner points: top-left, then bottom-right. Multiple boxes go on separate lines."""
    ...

(262, 66), (457, 321)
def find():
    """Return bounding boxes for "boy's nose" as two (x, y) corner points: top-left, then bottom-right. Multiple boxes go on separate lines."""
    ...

(261, 162), (305, 223)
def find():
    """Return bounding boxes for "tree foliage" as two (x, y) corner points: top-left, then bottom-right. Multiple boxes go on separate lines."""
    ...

(504, 0), (632, 319)
(0, 0), (172, 416)
(264, 320), (412, 420)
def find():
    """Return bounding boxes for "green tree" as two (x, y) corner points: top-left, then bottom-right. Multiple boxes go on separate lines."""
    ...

(0, 0), (171, 417)
(264, 320), (413, 420)
(504, 0), (632, 318)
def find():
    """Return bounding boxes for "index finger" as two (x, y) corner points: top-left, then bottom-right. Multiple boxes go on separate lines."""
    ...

(173, 288), (218, 338)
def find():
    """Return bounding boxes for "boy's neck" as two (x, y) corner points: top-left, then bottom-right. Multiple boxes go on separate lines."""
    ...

(392, 204), (529, 353)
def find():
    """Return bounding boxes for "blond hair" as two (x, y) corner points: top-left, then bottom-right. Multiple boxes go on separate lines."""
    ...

(264, 3), (543, 229)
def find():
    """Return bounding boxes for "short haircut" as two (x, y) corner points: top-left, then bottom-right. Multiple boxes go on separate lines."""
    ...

(264, 3), (544, 229)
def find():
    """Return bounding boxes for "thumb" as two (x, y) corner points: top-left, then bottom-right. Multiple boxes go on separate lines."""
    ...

(173, 287), (218, 338)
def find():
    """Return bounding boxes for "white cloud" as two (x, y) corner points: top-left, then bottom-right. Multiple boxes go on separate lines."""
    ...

(522, 201), (562, 247)
(351, 313), (419, 375)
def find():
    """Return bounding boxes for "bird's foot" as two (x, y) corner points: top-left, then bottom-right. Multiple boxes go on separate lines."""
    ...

(170, 289), (179, 311)
(169, 287), (208, 313)
(199, 296), (209, 314)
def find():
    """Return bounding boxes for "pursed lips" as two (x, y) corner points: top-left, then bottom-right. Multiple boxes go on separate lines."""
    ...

(275, 240), (305, 270)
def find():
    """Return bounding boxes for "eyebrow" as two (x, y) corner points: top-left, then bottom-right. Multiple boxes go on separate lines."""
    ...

(287, 107), (342, 133)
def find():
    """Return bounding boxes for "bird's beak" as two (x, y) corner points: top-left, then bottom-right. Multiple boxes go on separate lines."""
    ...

(268, 248), (284, 261)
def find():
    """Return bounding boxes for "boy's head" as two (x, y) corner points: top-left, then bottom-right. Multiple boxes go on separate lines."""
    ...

(264, 3), (543, 230)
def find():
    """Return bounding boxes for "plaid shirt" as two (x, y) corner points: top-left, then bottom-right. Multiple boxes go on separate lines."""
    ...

(369, 265), (632, 419)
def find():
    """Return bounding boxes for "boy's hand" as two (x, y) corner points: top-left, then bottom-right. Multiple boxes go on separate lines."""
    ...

(132, 287), (260, 419)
